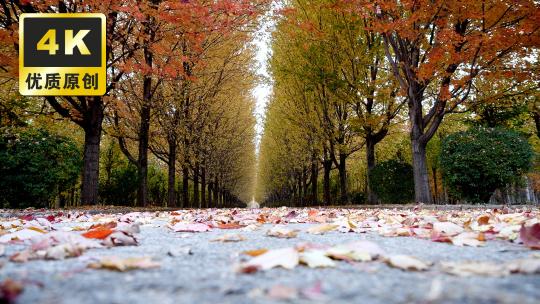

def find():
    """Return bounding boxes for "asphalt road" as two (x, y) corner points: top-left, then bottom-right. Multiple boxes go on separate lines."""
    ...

(1, 220), (539, 304)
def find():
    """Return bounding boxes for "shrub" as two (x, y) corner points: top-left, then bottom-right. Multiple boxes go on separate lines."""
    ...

(99, 162), (138, 206)
(349, 190), (366, 205)
(0, 128), (81, 208)
(440, 127), (533, 203)
(148, 165), (167, 205)
(369, 159), (414, 204)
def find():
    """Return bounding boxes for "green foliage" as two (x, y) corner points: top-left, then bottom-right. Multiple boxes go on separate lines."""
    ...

(148, 165), (167, 205)
(0, 96), (31, 128)
(440, 127), (533, 203)
(0, 128), (81, 208)
(470, 100), (529, 129)
(369, 159), (415, 204)
(349, 190), (366, 205)
(99, 162), (138, 206)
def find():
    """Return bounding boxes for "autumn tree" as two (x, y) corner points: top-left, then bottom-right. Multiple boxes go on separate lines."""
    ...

(269, 1), (366, 204)
(360, 0), (540, 203)
(146, 30), (259, 208)
(0, 0), (141, 205)
(287, 0), (406, 203)
(112, 0), (268, 207)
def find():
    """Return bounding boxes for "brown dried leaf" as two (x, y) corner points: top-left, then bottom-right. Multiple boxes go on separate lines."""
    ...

(88, 256), (160, 272)
(266, 226), (298, 238)
(239, 247), (299, 272)
(386, 255), (430, 271)
(519, 223), (540, 249)
(306, 224), (338, 235)
(211, 233), (246, 242)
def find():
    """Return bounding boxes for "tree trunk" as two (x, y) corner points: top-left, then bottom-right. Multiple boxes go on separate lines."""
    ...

(137, 21), (154, 207)
(432, 166), (438, 204)
(80, 100), (104, 205)
(411, 139), (432, 203)
(323, 159), (331, 206)
(366, 137), (378, 204)
(137, 81), (151, 208)
(213, 178), (219, 207)
(302, 168), (307, 207)
(201, 166), (206, 208)
(338, 153), (348, 204)
(533, 111), (540, 139)
(310, 157), (318, 205)
(219, 188), (224, 207)
(297, 175), (303, 206)
(182, 164), (189, 208)
(208, 181), (213, 208)
(193, 162), (199, 208)
(167, 141), (176, 208)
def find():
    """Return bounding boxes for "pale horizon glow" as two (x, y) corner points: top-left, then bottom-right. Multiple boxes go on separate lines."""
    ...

(252, 18), (273, 154)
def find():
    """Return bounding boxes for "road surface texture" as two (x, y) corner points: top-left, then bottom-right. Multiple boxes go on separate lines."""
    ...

(0, 207), (539, 304)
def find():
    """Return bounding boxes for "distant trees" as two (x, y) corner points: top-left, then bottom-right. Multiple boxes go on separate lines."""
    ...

(259, 0), (403, 205)
(0, 1), (538, 208)
(256, 0), (540, 206)
(0, 0), (269, 208)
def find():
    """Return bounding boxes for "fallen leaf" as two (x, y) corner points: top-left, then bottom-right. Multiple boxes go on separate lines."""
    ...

(217, 223), (245, 229)
(212, 233), (246, 242)
(240, 247), (299, 272)
(82, 228), (113, 240)
(243, 249), (268, 257)
(432, 222), (464, 237)
(299, 250), (336, 268)
(31, 231), (102, 251)
(284, 210), (298, 220)
(386, 255), (430, 271)
(266, 226), (298, 238)
(519, 223), (540, 249)
(116, 223), (140, 234)
(306, 224), (338, 235)
(0, 229), (44, 243)
(0, 279), (24, 304)
(440, 261), (508, 277)
(451, 232), (485, 247)
(26, 226), (47, 234)
(170, 223), (212, 233)
(242, 224), (261, 232)
(10, 250), (35, 263)
(102, 231), (138, 247)
(89, 222), (117, 230)
(477, 215), (490, 225)
(88, 256), (160, 271)
(11, 231), (102, 262)
(307, 209), (319, 220)
(45, 243), (84, 260)
(326, 241), (384, 262)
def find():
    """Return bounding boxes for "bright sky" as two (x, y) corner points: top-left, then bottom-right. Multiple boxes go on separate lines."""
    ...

(252, 19), (273, 152)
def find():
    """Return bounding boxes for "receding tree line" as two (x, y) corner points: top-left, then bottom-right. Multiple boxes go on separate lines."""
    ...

(256, 0), (540, 206)
(0, 0), (269, 207)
